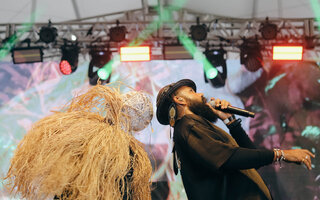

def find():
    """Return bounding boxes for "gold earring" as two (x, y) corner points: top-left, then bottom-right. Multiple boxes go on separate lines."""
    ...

(168, 104), (176, 127)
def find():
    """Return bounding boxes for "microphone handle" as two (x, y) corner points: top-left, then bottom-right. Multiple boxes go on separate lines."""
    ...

(209, 101), (255, 118)
(221, 106), (255, 118)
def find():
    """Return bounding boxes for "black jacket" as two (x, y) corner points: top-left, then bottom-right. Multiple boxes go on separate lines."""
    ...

(173, 114), (272, 200)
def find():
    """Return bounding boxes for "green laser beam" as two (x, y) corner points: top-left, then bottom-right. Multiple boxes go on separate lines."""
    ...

(127, 0), (184, 47)
(98, 2), (181, 80)
(0, 11), (41, 60)
(98, 0), (218, 80)
(175, 30), (218, 78)
(155, 0), (218, 79)
(310, 0), (320, 31)
(157, 2), (218, 79)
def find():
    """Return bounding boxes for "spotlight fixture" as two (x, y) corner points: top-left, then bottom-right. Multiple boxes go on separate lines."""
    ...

(71, 34), (77, 41)
(39, 20), (58, 44)
(304, 36), (315, 49)
(259, 17), (278, 40)
(190, 17), (208, 41)
(109, 20), (127, 42)
(204, 48), (227, 88)
(240, 38), (263, 72)
(88, 49), (112, 85)
(59, 45), (79, 75)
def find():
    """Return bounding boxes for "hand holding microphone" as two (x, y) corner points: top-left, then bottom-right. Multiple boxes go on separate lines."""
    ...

(206, 98), (234, 121)
(207, 98), (255, 118)
(209, 98), (255, 118)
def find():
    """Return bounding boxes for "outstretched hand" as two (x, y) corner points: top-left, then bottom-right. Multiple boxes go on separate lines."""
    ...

(208, 98), (316, 170)
(282, 149), (315, 170)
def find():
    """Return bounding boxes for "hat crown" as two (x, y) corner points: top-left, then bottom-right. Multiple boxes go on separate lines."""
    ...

(156, 84), (174, 107)
(156, 79), (196, 125)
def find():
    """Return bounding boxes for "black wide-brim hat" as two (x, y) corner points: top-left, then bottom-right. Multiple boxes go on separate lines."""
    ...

(156, 79), (197, 125)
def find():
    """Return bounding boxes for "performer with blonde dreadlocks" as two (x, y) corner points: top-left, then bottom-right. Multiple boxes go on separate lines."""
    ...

(4, 84), (154, 200)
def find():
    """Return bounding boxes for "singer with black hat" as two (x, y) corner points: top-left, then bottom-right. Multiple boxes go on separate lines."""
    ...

(156, 79), (315, 200)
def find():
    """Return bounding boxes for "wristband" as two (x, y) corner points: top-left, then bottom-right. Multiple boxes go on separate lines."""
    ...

(223, 115), (236, 124)
(273, 148), (286, 168)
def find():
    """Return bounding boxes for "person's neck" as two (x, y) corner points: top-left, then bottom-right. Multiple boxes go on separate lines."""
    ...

(176, 106), (193, 120)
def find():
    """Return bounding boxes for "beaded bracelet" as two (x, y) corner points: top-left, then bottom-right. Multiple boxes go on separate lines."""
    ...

(223, 115), (236, 124)
(273, 148), (286, 168)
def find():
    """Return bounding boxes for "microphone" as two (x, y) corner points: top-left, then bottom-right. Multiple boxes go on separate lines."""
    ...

(209, 101), (255, 118)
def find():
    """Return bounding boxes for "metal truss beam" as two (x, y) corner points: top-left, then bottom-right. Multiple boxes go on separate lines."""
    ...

(1, 8), (320, 60)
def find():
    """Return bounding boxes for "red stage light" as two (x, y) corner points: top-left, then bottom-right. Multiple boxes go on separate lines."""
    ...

(59, 60), (72, 75)
(120, 46), (150, 62)
(272, 46), (303, 61)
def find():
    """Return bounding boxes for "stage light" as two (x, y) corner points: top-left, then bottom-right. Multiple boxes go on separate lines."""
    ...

(71, 34), (77, 41)
(304, 36), (315, 49)
(97, 68), (110, 81)
(39, 20), (58, 44)
(240, 39), (263, 72)
(259, 18), (278, 40)
(88, 49), (112, 85)
(190, 18), (208, 41)
(120, 46), (150, 62)
(109, 26), (126, 42)
(205, 68), (218, 79)
(11, 46), (43, 64)
(163, 45), (193, 60)
(109, 21), (127, 42)
(272, 45), (303, 61)
(59, 60), (72, 75)
(59, 45), (79, 75)
(204, 49), (227, 88)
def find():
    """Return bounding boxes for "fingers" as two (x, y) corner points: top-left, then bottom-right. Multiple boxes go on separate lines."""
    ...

(284, 149), (314, 170)
(299, 149), (314, 170)
(210, 98), (230, 109)
(303, 149), (315, 158)
(221, 100), (230, 109)
(302, 155), (312, 170)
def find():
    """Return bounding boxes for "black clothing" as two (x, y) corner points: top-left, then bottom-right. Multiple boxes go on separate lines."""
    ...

(223, 148), (274, 170)
(227, 118), (257, 149)
(173, 114), (273, 200)
(222, 118), (274, 170)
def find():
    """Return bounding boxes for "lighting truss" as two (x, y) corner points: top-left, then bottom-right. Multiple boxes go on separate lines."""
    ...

(1, 8), (320, 60)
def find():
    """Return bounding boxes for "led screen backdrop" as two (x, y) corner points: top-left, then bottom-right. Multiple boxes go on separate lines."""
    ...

(0, 60), (319, 199)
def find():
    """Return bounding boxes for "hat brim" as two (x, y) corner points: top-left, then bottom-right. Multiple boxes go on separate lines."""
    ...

(156, 79), (196, 125)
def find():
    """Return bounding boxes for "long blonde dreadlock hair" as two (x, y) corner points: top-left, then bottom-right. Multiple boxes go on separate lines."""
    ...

(4, 84), (153, 200)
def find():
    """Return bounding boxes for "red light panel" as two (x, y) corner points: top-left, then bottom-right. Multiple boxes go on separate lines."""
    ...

(120, 46), (150, 62)
(59, 60), (72, 75)
(272, 46), (303, 61)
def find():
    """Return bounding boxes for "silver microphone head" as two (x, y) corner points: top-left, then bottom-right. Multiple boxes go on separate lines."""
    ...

(209, 100), (216, 108)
